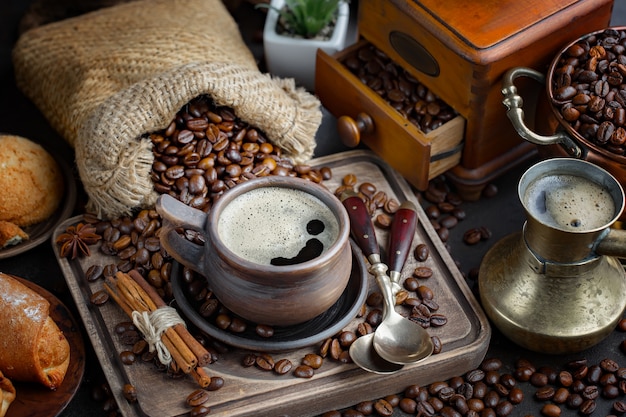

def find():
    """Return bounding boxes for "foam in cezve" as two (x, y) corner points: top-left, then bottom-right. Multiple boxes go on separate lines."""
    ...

(217, 187), (340, 265)
(524, 174), (615, 231)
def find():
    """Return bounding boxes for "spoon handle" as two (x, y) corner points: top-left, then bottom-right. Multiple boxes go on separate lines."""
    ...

(341, 190), (381, 264)
(388, 200), (417, 280)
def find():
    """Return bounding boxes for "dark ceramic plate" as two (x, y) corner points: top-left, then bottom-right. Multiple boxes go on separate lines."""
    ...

(172, 239), (369, 352)
(0, 152), (76, 259)
(6, 276), (86, 417)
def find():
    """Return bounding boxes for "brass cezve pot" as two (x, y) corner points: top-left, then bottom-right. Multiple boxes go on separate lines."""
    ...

(501, 27), (626, 203)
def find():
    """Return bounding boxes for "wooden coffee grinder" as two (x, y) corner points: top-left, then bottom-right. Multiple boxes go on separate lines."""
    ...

(316, 0), (614, 198)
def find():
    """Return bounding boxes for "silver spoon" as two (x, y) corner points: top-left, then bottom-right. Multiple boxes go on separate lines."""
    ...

(342, 195), (412, 373)
(342, 192), (433, 370)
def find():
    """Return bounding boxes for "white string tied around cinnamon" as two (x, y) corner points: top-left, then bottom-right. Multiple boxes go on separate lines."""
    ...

(132, 306), (186, 366)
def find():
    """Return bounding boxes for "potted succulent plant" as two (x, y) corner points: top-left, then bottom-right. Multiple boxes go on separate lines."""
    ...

(259, 0), (352, 92)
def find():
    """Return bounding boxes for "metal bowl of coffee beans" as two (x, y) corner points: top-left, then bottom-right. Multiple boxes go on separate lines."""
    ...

(502, 27), (626, 194)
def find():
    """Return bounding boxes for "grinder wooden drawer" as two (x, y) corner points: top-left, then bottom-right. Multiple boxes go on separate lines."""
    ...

(315, 41), (465, 191)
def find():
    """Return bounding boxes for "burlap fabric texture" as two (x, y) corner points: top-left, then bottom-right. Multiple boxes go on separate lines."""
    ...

(12, 0), (322, 219)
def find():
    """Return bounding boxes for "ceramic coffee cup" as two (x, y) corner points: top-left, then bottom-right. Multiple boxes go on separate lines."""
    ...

(156, 175), (352, 326)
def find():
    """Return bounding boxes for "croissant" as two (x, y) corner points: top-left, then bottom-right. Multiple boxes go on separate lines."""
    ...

(0, 371), (15, 417)
(0, 273), (70, 390)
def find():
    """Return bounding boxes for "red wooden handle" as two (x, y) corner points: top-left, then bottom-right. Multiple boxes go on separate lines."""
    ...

(388, 201), (417, 274)
(341, 193), (379, 258)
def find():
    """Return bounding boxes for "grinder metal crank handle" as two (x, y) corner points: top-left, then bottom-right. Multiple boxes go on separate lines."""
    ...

(387, 200), (418, 289)
(340, 190), (381, 266)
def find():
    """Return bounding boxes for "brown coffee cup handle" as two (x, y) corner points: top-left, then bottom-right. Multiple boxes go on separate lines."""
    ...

(501, 67), (582, 159)
(155, 194), (208, 273)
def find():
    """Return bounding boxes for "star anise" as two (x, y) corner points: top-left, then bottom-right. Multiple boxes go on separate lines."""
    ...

(56, 222), (102, 259)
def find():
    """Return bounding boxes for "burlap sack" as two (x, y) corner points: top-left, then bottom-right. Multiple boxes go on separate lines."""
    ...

(12, 0), (322, 219)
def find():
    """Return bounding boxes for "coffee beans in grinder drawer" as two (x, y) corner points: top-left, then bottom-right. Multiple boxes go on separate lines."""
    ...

(342, 43), (458, 133)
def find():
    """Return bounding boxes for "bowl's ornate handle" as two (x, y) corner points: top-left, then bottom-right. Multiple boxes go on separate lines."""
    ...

(501, 67), (582, 159)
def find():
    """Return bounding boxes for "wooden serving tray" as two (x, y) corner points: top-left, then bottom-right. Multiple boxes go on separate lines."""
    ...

(53, 150), (490, 417)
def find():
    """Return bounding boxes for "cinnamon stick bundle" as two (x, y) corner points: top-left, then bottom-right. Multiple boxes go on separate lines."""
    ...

(104, 270), (212, 386)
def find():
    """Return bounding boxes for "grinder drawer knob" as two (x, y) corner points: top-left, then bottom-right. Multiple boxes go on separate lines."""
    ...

(337, 113), (374, 148)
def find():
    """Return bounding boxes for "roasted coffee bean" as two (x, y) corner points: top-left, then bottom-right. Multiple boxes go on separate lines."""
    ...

(132, 340), (148, 355)
(495, 400), (513, 416)
(414, 243), (430, 261)
(425, 204), (441, 219)
(566, 393), (583, 409)
(375, 213), (392, 228)
(439, 406), (461, 417)
(579, 399), (596, 415)
(205, 376), (224, 391)
(541, 404), (561, 417)
(356, 322), (373, 337)
(354, 400), (373, 415)
(558, 370), (573, 387)
(473, 381), (488, 399)
(439, 215), (458, 229)
(255, 324), (274, 338)
(85, 264), (104, 282)
(403, 277), (420, 292)
(241, 354), (256, 367)
(302, 353), (323, 369)
(530, 372), (549, 387)
(399, 397), (417, 414)
(186, 389), (210, 407)
(255, 353), (274, 371)
(123, 383), (137, 403)
(481, 358), (503, 372)
(466, 369), (485, 383)
(581, 385), (599, 400)
(431, 336), (442, 354)
(293, 365), (314, 378)
(273, 359), (293, 375)
(383, 198), (400, 214)
(484, 370), (500, 385)
(373, 399), (393, 416)
(535, 386), (555, 400)
(90, 289), (110, 306)
(600, 358), (620, 373)
(601, 372), (618, 386)
(366, 308), (383, 327)
(463, 228), (482, 245)
(483, 391), (500, 408)
(614, 400), (626, 413)
(190, 405), (211, 417)
(329, 338), (342, 360)
(228, 317), (246, 333)
(413, 266), (433, 279)
(119, 351), (136, 365)
(508, 387), (523, 404)
(552, 387), (569, 404)
(430, 314), (447, 327)
(603, 383), (620, 398)
(417, 285), (434, 300)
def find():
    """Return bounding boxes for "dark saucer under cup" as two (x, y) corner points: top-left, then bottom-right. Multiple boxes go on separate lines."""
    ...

(171, 239), (368, 352)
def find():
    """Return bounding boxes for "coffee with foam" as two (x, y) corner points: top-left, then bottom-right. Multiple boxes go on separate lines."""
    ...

(524, 174), (616, 231)
(217, 187), (340, 265)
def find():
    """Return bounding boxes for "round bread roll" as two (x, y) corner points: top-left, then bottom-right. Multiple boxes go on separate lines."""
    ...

(0, 135), (64, 226)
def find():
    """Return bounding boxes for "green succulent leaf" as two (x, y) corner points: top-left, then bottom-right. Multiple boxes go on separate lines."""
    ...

(258, 0), (346, 38)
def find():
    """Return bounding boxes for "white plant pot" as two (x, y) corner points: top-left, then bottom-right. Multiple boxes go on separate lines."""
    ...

(262, 0), (351, 92)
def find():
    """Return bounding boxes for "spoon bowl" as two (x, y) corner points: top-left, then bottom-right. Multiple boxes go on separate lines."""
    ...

(369, 262), (434, 364)
(348, 333), (404, 374)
